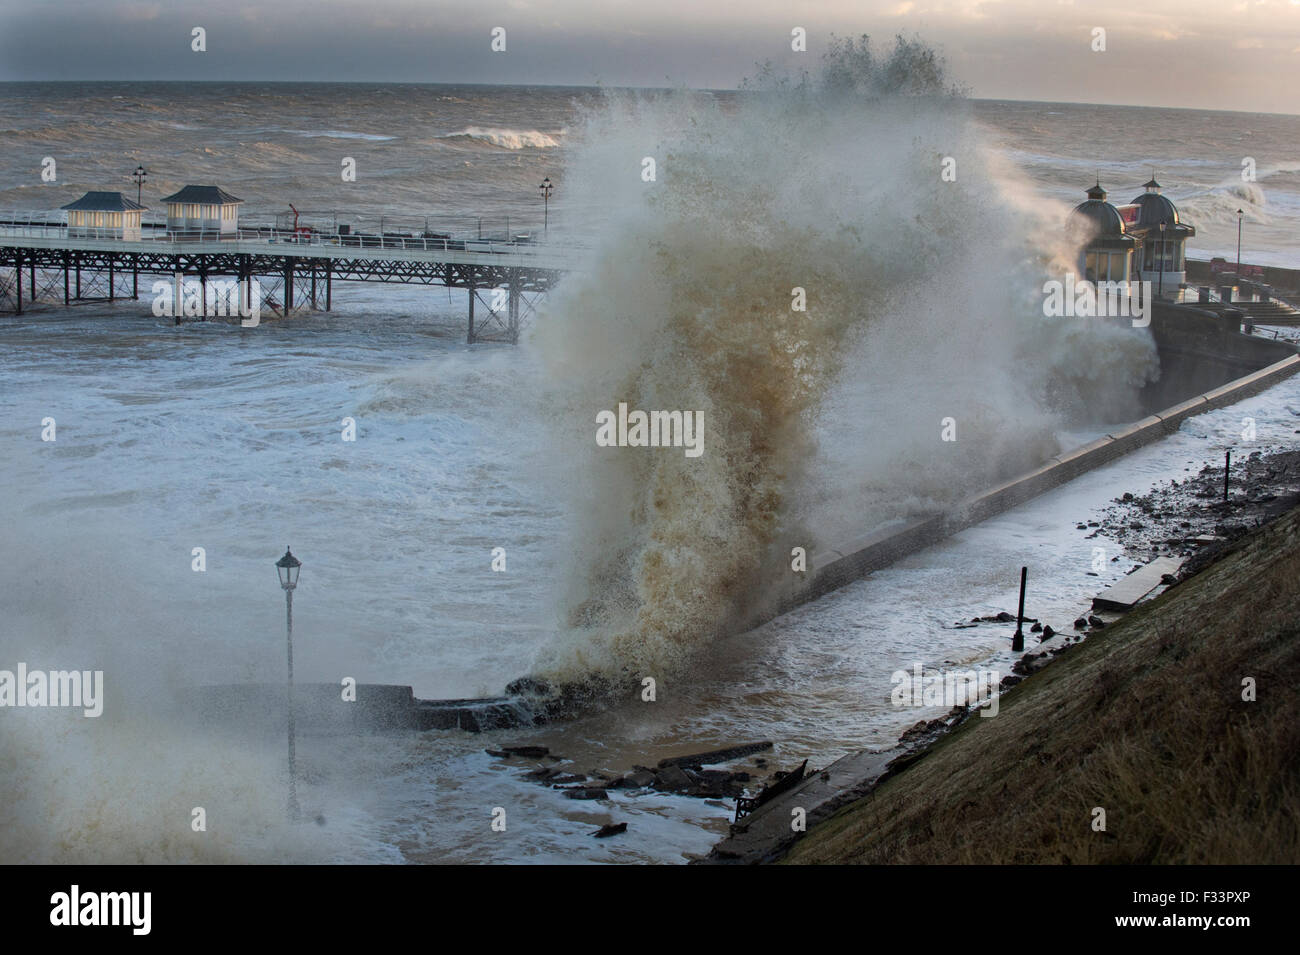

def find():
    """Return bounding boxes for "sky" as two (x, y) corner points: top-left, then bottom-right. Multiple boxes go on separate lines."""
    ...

(1, 0), (1298, 114)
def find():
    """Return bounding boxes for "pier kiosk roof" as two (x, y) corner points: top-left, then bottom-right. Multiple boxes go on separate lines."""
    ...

(1125, 178), (1194, 239)
(1069, 183), (1136, 252)
(60, 191), (146, 212)
(158, 185), (243, 206)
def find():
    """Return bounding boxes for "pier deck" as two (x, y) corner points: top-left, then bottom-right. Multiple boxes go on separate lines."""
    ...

(0, 218), (579, 342)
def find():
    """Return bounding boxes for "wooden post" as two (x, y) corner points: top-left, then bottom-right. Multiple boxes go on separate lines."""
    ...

(1012, 566), (1027, 652)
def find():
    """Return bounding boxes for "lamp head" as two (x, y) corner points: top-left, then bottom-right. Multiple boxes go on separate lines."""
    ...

(276, 547), (301, 590)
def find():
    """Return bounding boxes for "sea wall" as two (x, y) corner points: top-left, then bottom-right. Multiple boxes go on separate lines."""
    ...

(770, 310), (1299, 617)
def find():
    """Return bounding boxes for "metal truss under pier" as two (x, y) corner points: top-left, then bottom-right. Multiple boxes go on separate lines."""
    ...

(0, 233), (571, 344)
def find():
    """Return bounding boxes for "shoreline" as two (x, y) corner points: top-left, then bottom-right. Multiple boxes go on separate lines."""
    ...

(697, 442), (1300, 864)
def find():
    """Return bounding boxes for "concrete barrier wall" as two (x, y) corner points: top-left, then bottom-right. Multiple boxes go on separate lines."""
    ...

(770, 352), (1300, 618)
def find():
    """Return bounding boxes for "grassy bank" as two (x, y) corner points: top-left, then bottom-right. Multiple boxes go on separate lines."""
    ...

(784, 501), (1300, 864)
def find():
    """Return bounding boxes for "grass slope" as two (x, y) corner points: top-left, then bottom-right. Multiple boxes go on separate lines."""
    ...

(784, 504), (1300, 864)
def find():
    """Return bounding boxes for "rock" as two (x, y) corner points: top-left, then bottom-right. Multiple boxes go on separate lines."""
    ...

(501, 745), (549, 759)
(1042, 625), (1056, 640)
(564, 787), (609, 800)
(994, 611), (1016, 622)
(549, 773), (587, 785)
(1122, 492), (1134, 502)
(899, 720), (930, 742)
(619, 768), (657, 789)
(1000, 674), (1024, 688)
(1160, 573), (1178, 585)
(1012, 653), (1052, 676)
(485, 749), (510, 758)
(654, 765), (695, 792)
(1074, 617), (1088, 630)
(1088, 614), (1106, 628)
(592, 822), (627, 838)
(1030, 622), (1042, 633)
(524, 765), (562, 780)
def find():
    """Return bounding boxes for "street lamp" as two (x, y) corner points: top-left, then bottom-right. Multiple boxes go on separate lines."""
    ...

(1236, 208), (1244, 288)
(1158, 220), (1167, 300)
(539, 177), (553, 241)
(131, 165), (147, 206)
(275, 546), (302, 819)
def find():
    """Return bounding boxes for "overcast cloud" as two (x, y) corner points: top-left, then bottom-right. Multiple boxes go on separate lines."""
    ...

(1, 0), (1298, 113)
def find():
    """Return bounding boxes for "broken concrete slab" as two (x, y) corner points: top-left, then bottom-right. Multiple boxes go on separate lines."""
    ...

(1092, 556), (1185, 611)
(656, 742), (773, 769)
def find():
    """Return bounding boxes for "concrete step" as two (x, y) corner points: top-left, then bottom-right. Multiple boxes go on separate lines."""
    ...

(1092, 556), (1185, 612)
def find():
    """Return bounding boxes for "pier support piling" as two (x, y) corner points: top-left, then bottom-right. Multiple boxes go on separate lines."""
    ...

(508, 276), (520, 344)
(467, 269), (477, 344)
(14, 248), (22, 314)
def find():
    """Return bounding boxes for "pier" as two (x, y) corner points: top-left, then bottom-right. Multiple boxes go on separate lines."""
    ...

(0, 212), (575, 343)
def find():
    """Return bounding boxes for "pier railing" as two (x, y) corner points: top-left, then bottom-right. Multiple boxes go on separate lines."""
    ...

(0, 210), (573, 256)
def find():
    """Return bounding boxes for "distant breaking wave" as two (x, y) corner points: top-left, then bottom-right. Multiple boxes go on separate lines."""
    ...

(439, 126), (561, 149)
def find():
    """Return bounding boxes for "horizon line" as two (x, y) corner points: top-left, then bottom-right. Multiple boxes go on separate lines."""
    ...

(0, 78), (1295, 119)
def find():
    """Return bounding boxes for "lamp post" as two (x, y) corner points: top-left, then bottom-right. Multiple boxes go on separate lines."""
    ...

(131, 165), (147, 206)
(539, 177), (553, 241)
(1158, 220), (1167, 299)
(275, 546), (302, 819)
(1236, 208), (1244, 286)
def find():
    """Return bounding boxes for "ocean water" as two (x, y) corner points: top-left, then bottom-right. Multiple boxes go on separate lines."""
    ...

(1, 81), (1297, 864)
